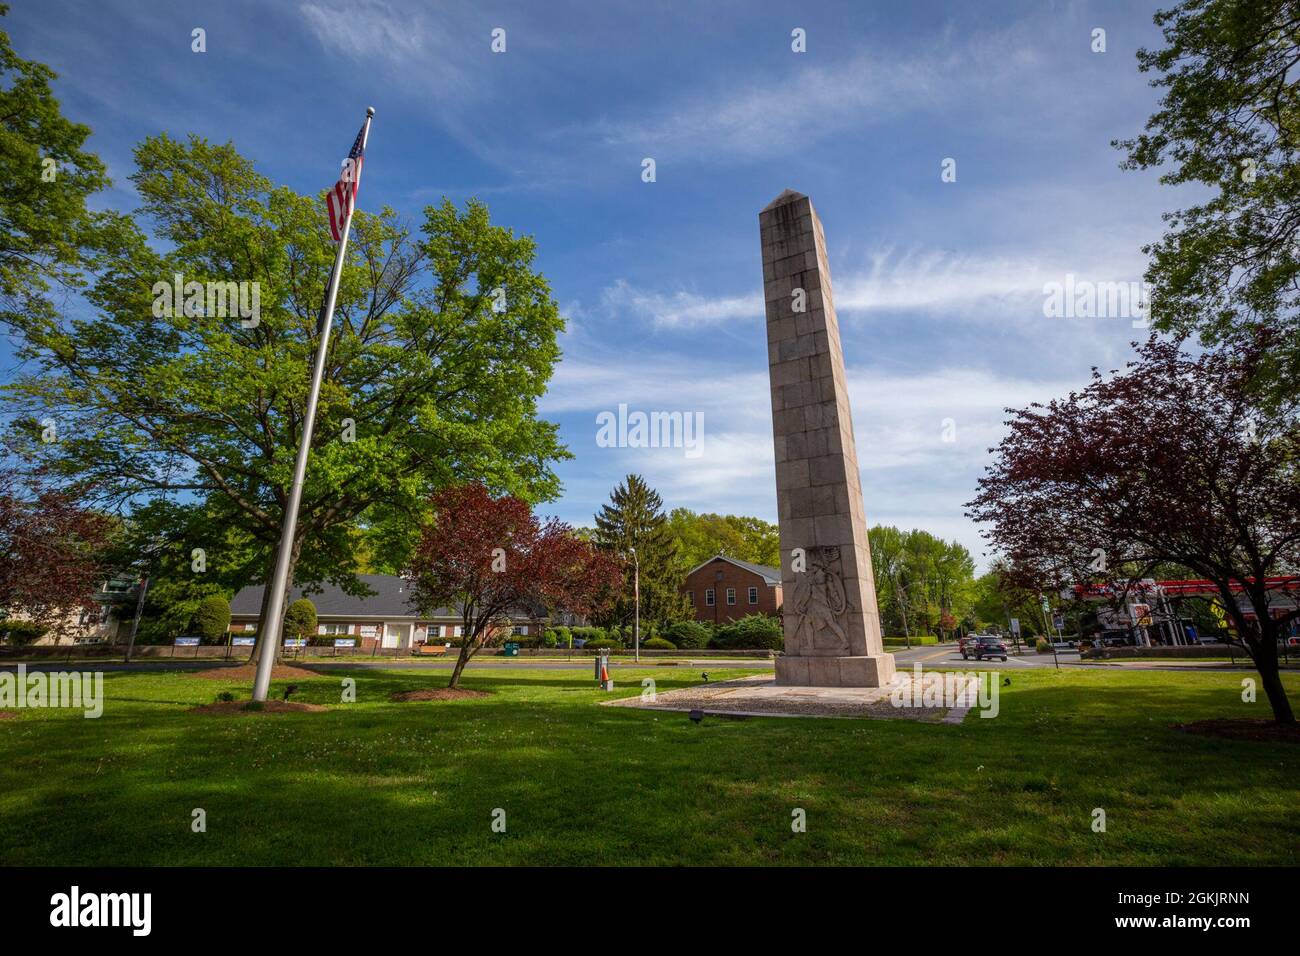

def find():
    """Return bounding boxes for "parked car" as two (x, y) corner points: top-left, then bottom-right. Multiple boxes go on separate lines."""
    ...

(961, 635), (1009, 661)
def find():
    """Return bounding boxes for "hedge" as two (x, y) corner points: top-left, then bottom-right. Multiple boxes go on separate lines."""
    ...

(882, 635), (939, 646)
(642, 637), (676, 650)
(711, 614), (783, 651)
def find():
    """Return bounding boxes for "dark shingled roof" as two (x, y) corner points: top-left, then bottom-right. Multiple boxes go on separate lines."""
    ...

(230, 574), (454, 619)
(687, 555), (782, 585)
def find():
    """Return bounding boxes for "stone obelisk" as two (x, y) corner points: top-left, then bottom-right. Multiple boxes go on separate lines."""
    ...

(761, 189), (895, 687)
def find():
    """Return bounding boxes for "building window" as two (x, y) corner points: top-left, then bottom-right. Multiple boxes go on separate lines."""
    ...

(726, 588), (736, 605)
(705, 588), (715, 606)
(427, 624), (441, 639)
(687, 590), (694, 605)
(321, 622), (349, 635)
(512, 625), (526, 636)
(748, 586), (758, 605)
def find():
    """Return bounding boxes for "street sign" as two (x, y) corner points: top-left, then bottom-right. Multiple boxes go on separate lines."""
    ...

(1009, 618), (1020, 636)
(231, 637), (255, 647)
(1052, 615), (1064, 631)
(283, 639), (307, 648)
(174, 636), (200, 646)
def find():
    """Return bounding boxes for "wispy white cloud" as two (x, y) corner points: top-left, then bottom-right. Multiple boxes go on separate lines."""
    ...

(299, 0), (424, 61)
(597, 245), (1148, 330)
(575, 20), (1052, 163)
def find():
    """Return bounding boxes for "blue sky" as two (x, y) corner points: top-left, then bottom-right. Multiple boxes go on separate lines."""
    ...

(8, 0), (1186, 568)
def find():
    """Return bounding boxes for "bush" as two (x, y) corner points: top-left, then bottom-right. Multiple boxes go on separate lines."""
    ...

(543, 628), (561, 649)
(284, 599), (317, 643)
(1035, 637), (1051, 653)
(0, 619), (48, 646)
(711, 614), (783, 650)
(663, 620), (711, 649)
(882, 634), (938, 646)
(192, 594), (231, 644)
(570, 626), (606, 646)
(642, 636), (676, 650)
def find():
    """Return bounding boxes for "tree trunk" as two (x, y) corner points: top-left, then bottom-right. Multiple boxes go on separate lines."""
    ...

(1224, 585), (1295, 725)
(447, 613), (475, 689)
(1250, 619), (1295, 724)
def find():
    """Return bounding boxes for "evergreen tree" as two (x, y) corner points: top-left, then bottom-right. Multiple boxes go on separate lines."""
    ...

(592, 475), (690, 627)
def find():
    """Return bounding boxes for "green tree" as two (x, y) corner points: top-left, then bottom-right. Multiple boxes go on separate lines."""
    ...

(192, 594), (231, 643)
(593, 475), (690, 627)
(283, 599), (317, 643)
(0, 6), (111, 325)
(972, 560), (1046, 642)
(3, 133), (568, 666)
(1118, 0), (1300, 400)
(870, 525), (977, 641)
(666, 508), (780, 568)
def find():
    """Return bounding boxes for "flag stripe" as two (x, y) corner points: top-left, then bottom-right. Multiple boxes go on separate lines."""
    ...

(327, 121), (367, 243)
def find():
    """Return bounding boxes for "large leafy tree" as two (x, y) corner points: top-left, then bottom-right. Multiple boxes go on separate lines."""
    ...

(666, 508), (780, 568)
(593, 474), (690, 627)
(407, 483), (620, 688)
(869, 525), (976, 641)
(1118, 0), (1300, 400)
(0, 6), (111, 324)
(967, 335), (1300, 724)
(3, 134), (569, 664)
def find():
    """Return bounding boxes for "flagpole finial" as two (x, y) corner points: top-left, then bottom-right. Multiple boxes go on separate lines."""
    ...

(366, 106), (375, 117)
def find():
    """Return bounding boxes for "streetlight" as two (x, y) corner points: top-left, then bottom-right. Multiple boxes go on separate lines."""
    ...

(629, 546), (640, 664)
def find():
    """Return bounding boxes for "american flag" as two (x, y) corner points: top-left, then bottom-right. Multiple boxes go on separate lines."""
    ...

(326, 121), (367, 242)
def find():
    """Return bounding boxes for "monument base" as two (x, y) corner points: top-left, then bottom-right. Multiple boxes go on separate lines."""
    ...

(775, 653), (897, 688)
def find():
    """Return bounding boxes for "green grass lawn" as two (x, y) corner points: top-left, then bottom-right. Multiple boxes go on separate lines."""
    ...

(1, 665), (1296, 866)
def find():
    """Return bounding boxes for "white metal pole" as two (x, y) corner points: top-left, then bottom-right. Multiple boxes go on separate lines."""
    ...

(633, 548), (640, 663)
(252, 108), (373, 702)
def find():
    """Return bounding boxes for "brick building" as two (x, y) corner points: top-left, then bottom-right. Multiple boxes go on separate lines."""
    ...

(682, 556), (782, 625)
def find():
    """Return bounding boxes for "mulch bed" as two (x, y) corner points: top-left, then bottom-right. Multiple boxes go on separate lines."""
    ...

(391, 688), (489, 702)
(1174, 718), (1300, 744)
(186, 664), (323, 681)
(190, 700), (329, 716)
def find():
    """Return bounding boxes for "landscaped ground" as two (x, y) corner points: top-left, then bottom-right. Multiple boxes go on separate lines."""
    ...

(1, 665), (1296, 865)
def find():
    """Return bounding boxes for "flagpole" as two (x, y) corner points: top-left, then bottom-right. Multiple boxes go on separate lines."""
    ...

(253, 106), (374, 702)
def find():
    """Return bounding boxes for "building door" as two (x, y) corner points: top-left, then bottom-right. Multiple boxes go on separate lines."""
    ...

(382, 623), (411, 649)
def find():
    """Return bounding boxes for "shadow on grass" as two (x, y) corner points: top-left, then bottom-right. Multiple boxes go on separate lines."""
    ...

(1, 667), (1296, 866)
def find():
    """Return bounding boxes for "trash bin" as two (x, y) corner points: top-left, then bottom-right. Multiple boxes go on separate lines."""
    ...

(503, 642), (520, 657)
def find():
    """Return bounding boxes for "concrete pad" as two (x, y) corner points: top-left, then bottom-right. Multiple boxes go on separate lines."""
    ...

(604, 673), (963, 722)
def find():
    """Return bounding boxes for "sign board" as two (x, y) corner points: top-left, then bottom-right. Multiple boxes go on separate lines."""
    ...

(359, 625), (378, 637)
(333, 638), (356, 648)
(231, 637), (256, 647)
(1009, 618), (1020, 636)
(1052, 615), (1064, 631)
(174, 636), (200, 646)
(283, 639), (307, 648)
(1129, 603), (1151, 624)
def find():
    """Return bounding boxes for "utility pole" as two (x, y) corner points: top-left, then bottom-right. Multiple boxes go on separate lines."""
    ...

(630, 546), (640, 663)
